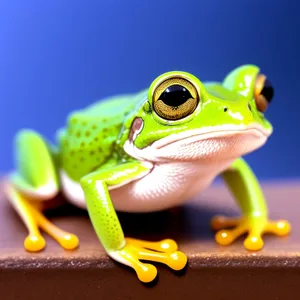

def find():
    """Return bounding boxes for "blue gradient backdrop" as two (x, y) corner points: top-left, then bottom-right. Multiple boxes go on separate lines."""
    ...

(0, 0), (299, 179)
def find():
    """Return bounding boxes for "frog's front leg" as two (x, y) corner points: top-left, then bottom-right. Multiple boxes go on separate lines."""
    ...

(211, 157), (291, 251)
(80, 161), (187, 283)
(4, 130), (79, 251)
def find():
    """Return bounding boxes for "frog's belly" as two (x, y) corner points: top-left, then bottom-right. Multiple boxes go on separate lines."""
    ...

(60, 159), (233, 212)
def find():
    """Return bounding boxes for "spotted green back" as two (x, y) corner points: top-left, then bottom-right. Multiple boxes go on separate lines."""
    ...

(57, 93), (144, 181)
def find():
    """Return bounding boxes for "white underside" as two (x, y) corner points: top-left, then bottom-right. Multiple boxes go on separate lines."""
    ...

(60, 160), (226, 212)
(59, 124), (270, 213)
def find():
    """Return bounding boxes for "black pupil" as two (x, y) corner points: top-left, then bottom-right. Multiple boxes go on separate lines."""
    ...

(160, 84), (192, 106)
(261, 79), (274, 103)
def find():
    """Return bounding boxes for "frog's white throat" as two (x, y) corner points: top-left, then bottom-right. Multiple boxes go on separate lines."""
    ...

(123, 123), (272, 163)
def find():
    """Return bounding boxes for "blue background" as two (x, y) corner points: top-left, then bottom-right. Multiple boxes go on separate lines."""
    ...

(0, 0), (299, 180)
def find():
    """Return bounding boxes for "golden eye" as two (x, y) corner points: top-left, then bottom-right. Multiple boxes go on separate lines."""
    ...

(153, 77), (199, 120)
(254, 73), (274, 113)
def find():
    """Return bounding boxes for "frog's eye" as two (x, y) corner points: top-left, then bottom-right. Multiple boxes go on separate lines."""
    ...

(254, 73), (274, 113)
(152, 77), (199, 120)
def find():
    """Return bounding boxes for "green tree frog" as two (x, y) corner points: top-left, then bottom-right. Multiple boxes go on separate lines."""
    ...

(4, 64), (291, 283)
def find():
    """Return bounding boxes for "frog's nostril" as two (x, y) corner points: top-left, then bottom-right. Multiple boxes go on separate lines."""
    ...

(223, 107), (228, 112)
(248, 103), (252, 112)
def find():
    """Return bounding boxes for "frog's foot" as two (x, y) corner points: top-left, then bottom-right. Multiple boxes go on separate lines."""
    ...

(5, 183), (79, 252)
(30, 206), (79, 251)
(109, 238), (188, 283)
(211, 215), (291, 251)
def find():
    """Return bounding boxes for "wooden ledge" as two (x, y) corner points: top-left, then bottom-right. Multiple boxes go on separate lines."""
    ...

(0, 180), (300, 300)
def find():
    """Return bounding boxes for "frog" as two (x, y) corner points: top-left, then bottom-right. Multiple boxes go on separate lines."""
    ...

(4, 64), (291, 283)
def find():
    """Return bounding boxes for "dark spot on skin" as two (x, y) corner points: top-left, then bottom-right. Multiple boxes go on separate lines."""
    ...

(103, 128), (108, 133)
(98, 147), (102, 153)
(76, 131), (81, 138)
(71, 118), (78, 124)
(92, 125), (97, 130)
(80, 157), (85, 162)
(223, 107), (228, 112)
(103, 118), (108, 122)
(80, 142), (85, 147)
(82, 121), (87, 126)
(129, 117), (144, 142)
(70, 151), (75, 156)
(90, 150), (95, 156)
(85, 131), (91, 137)
(94, 137), (99, 142)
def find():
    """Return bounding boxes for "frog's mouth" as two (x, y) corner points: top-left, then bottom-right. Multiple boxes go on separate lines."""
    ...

(152, 123), (271, 150)
(124, 123), (272, 163)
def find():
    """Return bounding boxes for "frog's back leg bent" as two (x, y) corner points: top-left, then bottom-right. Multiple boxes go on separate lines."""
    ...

(3, 129), (79, 252)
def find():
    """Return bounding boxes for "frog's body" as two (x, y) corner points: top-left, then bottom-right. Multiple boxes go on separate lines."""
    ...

(57, 85), (267, 213)
(5, 65), (291, 283)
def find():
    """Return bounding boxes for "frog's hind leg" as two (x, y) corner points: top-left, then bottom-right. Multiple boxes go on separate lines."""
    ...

(4, 129), (79, 252)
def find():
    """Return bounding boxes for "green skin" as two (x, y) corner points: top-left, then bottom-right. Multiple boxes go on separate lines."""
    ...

(8, 64), (290, 282)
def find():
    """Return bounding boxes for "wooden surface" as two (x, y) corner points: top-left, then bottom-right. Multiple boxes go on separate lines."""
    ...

(0, 180), (300, 300)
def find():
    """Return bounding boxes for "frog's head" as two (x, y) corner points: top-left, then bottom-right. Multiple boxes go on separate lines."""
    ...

(123, 65), (274, 163)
